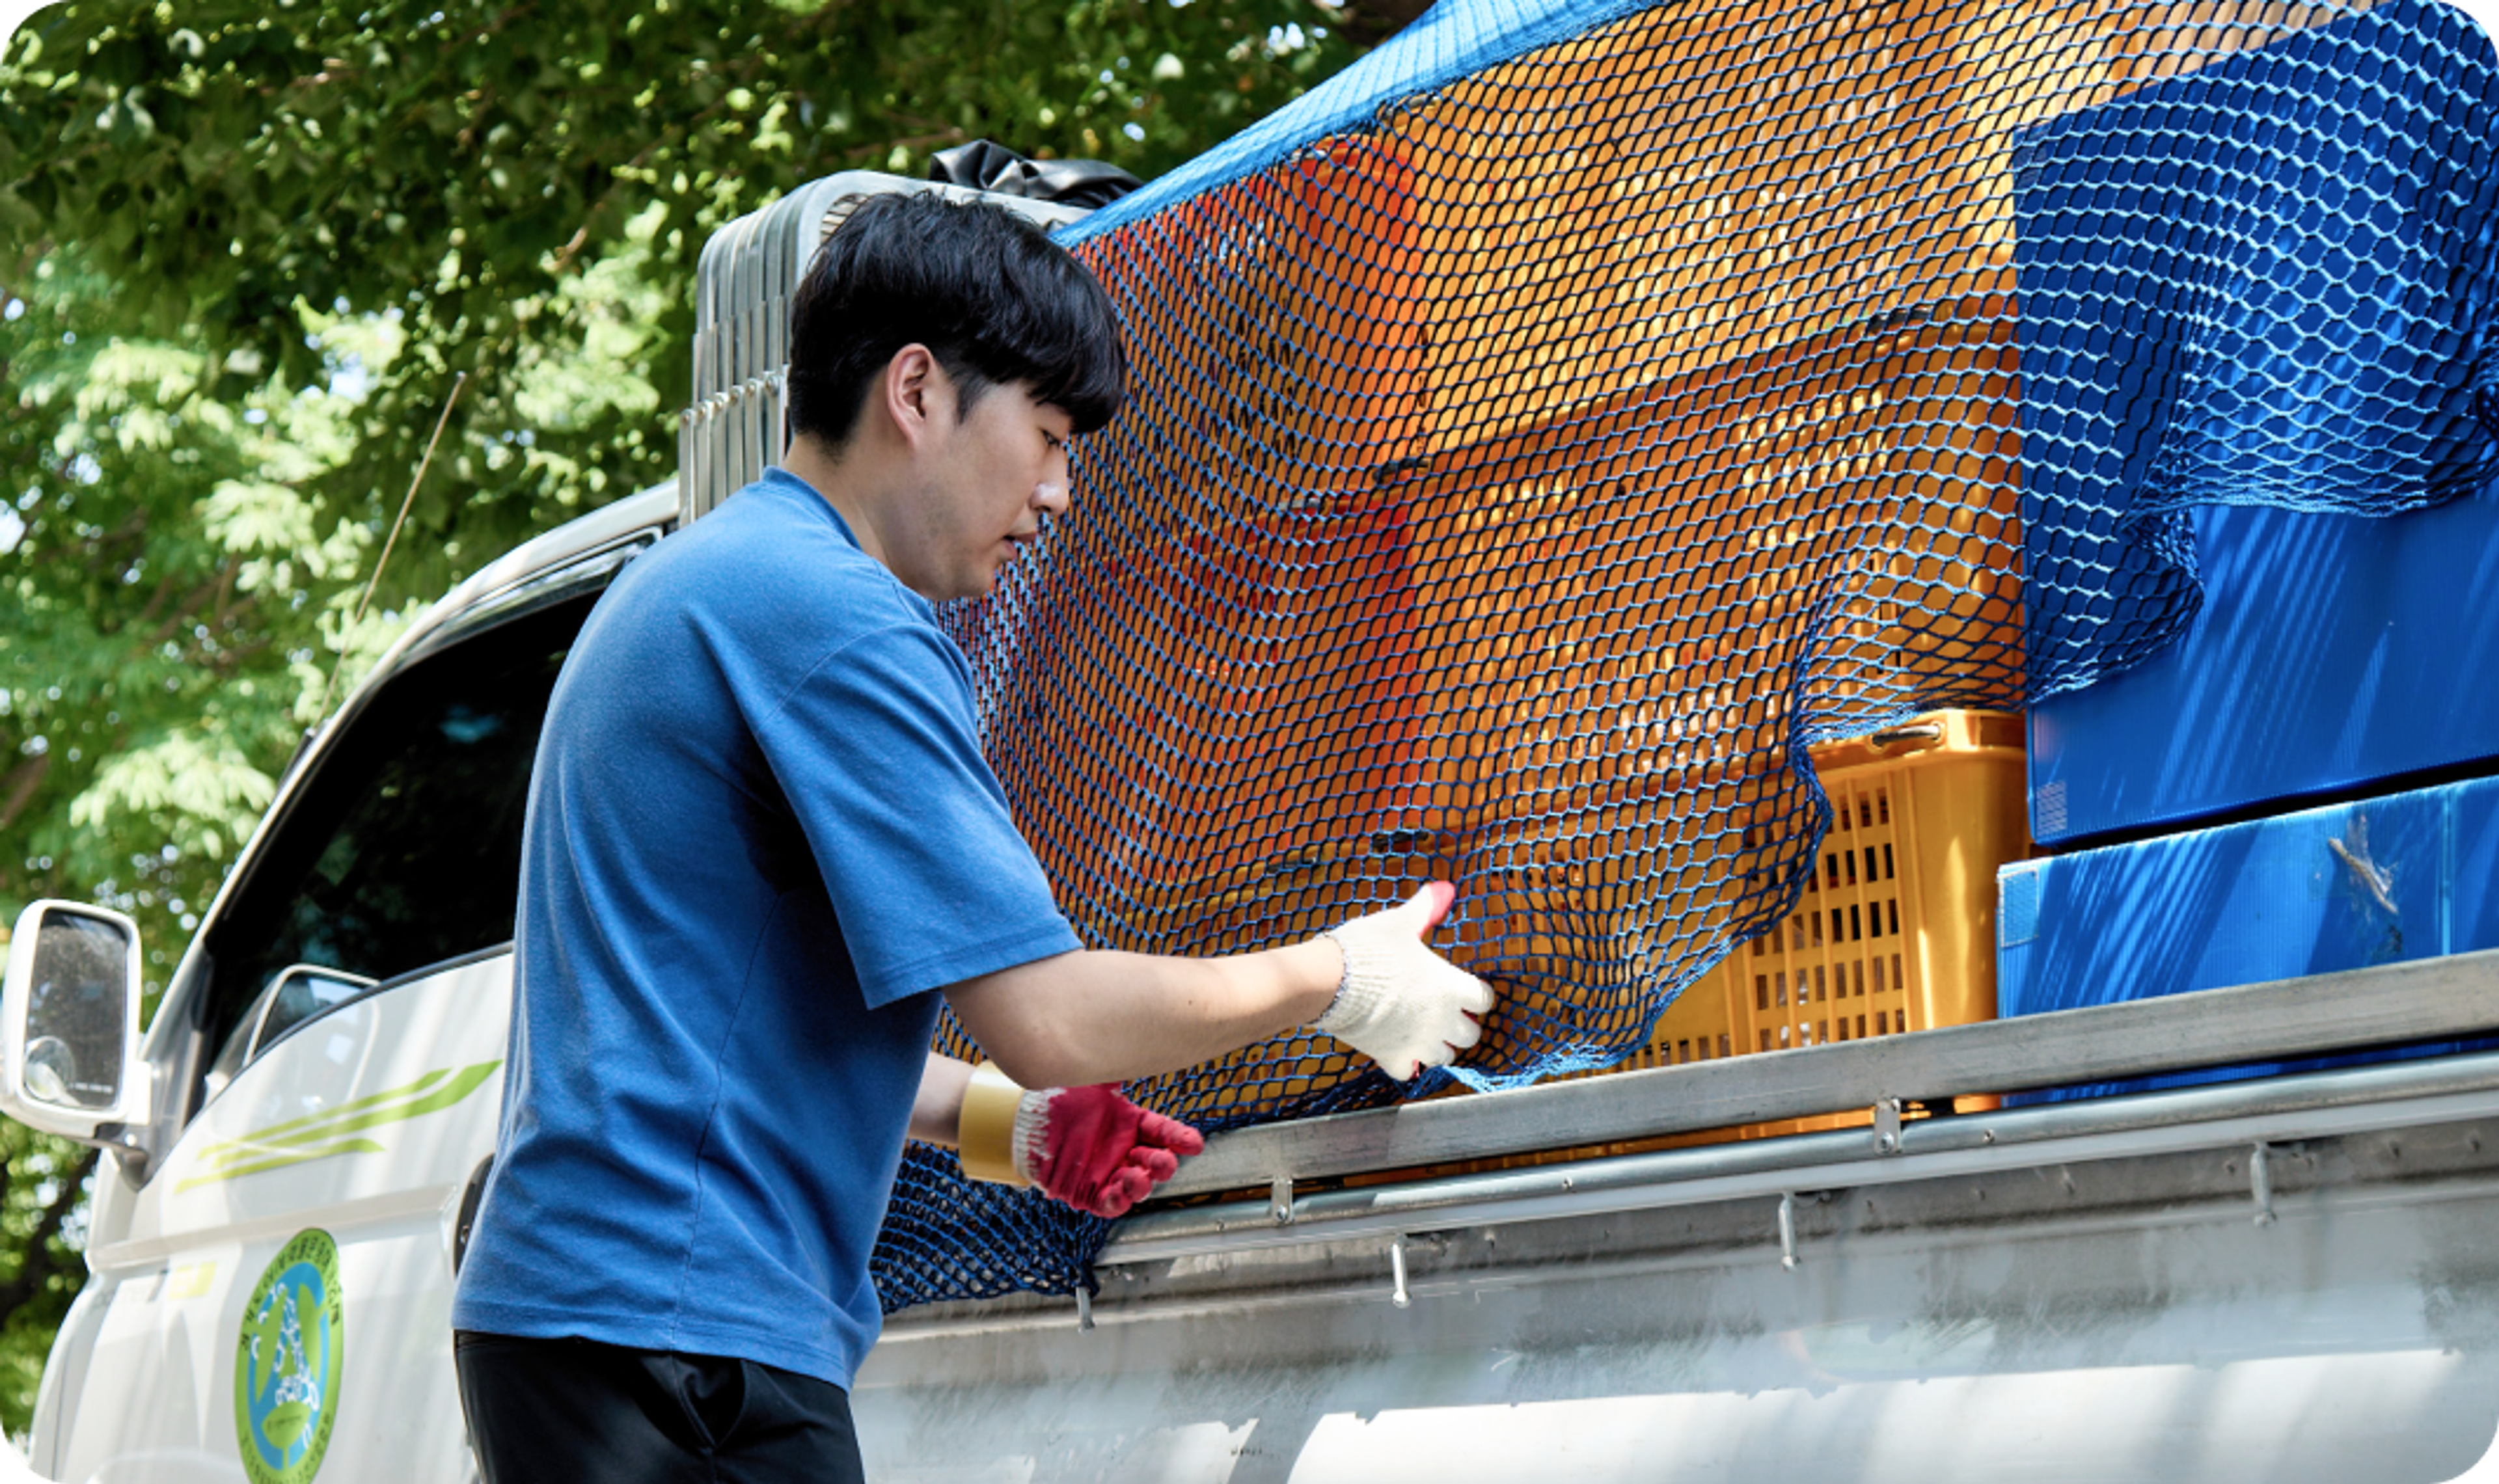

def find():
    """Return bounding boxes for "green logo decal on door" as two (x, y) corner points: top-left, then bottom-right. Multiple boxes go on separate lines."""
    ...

(235, 1229), (344, 1484)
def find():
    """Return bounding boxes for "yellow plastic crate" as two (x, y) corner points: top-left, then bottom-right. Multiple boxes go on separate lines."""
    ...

(1348, 712), (2030, 1190)
(1610, 708), (2028, 1139)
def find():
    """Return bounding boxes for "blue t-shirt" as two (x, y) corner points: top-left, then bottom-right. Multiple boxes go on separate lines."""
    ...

(450, 468), (1080, 1386)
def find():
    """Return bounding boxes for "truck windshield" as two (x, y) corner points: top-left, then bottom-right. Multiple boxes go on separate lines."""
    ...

(194, 593), (593, 1104)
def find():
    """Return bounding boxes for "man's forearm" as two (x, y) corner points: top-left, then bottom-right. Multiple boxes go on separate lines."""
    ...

(943, 939), (1343, 1090)
(907, 1052), (975, 1146)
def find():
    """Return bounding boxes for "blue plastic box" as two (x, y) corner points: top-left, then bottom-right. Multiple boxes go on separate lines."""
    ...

(2008, 0), (2499, 845)
(2026, 491), (2499, 845)
(1997, 774), (2499, 1103)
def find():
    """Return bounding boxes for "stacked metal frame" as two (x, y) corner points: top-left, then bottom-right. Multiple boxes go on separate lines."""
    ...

(677, 174), (1091, 523)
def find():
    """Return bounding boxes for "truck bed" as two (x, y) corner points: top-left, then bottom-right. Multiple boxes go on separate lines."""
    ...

(856, 952), (2499, 1481)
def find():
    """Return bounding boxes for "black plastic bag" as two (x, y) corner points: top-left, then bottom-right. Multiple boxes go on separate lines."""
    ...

(927, 140), (1140, 211)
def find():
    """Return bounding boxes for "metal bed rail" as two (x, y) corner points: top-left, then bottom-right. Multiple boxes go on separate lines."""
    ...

(1147, 950), (2499, 1204)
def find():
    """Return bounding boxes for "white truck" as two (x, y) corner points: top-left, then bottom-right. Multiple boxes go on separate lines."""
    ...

(13, 21), (2499, 1479)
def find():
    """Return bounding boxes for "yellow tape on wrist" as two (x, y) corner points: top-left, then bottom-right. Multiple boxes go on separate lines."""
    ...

(958, 1060), (1031, 1187)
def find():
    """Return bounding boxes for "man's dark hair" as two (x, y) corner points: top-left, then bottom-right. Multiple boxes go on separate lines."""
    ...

(785, 191), (1128, 446)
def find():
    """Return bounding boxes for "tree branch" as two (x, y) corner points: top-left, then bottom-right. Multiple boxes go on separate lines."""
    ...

(144, 574), (225, 651)
(210, 632), (277, 671)
(208, 563), (239, 628)
(0, 754), (49, 835)
(0, 1147), (96, 1325)
(126, 565), (186, 636)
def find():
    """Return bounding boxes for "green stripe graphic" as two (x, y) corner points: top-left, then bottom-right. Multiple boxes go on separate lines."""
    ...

(178, 1060), (501, 1193)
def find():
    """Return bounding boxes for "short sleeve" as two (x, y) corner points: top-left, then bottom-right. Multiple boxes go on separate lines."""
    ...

(748, 621), (1080, 1006)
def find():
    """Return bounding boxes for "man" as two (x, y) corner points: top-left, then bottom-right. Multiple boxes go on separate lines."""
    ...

(449, 191), (1492, 1483)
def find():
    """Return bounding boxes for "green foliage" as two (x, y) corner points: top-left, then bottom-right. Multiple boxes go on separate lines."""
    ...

(0, 249), (410, 982)
(0, 0), (1359, 608)
(0, 0), (1371, 1429)
(1, 0), (1360, 938)
(0, 1113), (94, 1437)
(0, 250), (346, 977)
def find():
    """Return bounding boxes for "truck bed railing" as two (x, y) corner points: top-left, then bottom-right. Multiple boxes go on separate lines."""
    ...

(1105, 952), (2499, 1267)
(1108, 1042), (2499, 1268)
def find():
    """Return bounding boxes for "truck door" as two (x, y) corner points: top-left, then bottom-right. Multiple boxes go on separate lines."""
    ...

(56, 590), (596, 1484)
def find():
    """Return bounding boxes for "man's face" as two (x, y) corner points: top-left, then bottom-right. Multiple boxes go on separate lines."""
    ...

(896, 373), (1073, 602)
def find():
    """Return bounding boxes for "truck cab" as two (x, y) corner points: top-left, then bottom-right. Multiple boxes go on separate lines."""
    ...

(8, 486), (672, 1483)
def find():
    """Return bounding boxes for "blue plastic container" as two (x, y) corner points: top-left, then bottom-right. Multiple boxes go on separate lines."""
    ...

(1997, 774), (2499, 1103)
(2007, 0), (2499, 845)
(2026, 491), (2499, 845)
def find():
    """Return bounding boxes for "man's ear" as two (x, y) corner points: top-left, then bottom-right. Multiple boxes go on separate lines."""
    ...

(880, 344), (948, 451)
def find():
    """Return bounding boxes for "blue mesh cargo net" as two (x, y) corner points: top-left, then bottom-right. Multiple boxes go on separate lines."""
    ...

(2018, 0), (2499, 691)
(869, 0), (2499, 1312)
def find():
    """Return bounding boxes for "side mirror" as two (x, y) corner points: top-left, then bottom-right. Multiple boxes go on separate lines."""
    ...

(1, 901), (145, 1140)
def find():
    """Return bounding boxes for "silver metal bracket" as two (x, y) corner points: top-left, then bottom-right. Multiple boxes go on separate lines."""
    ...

(1873, 1097), (1904, 1154)
(1270, 1174), (1294, 1226)
(1777, 1192), (1799, 1271)
(2250, 1141), (2278, 1228)
(1075, 1283), (1095, 1332)
(96, 1123), (154, 1186)
(1390, 1235), (1412, 1308)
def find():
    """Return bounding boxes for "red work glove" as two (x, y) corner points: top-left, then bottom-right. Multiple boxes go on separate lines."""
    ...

(1013, 1085), (1206, 1219)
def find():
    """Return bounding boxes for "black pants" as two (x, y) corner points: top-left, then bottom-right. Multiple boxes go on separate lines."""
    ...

(454, 1331), (865, 1484)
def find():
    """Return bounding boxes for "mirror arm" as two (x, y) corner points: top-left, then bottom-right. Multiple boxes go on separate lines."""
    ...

(90, 1123), (152, 1187)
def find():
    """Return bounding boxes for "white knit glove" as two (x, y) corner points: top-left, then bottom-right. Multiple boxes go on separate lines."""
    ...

(1314, 882), (1494, 1081)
